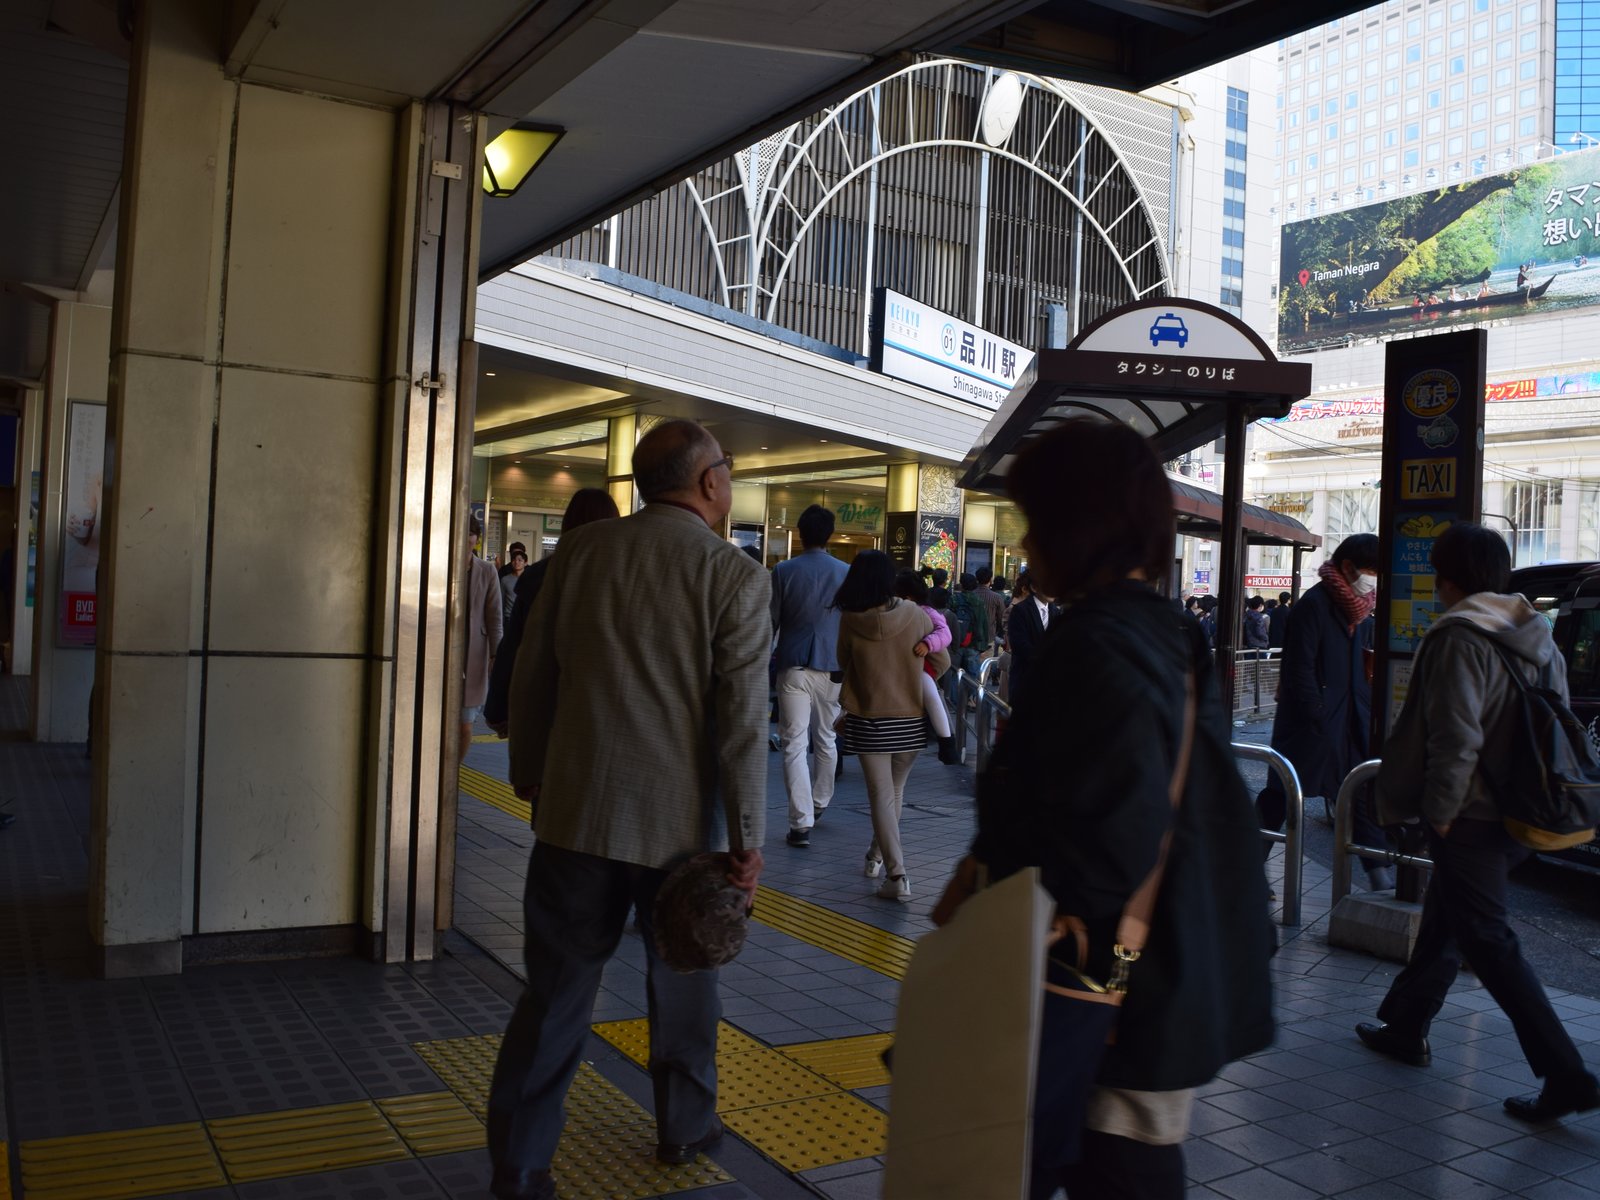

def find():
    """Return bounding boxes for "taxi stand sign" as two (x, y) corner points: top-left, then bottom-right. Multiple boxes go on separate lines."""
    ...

(1376, 331), (1487, 738)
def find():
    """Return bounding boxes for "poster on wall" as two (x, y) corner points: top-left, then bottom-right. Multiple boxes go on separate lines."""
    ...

(1278, 148), (1600, 354)
(27, 470), (37, 608)
(918, 516), (959, 575)
(886, 512), (917, 570)
(58, 402), (104, 648)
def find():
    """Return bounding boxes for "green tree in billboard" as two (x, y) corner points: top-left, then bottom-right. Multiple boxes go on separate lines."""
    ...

(1276, 156), (1600, 353)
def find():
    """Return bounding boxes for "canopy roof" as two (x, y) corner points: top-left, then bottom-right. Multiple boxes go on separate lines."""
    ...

(958, 298), (1313, 493)
(1170, 476), (1320, 551)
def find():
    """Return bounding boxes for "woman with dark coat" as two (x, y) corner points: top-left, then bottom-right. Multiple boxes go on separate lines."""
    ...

(1255, 533), (1392, 889)
(931, 418), (1274, 1199)
(483, 489), (620, 733)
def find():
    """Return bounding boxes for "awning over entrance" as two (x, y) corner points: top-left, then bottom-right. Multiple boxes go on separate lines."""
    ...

(958, 300), (1312, 494)
(956, 298), (1314, 710)
(1170, 477), (1321, 551)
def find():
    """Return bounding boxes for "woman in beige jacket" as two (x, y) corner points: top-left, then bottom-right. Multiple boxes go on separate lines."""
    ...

(835, 550), (935, 902)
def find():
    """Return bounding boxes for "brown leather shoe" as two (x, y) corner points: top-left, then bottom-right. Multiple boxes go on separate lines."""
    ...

(1504, 1075), (1600, 1122)
(490, 1167), (555, 1200)
(656, 1118), (724, 1165)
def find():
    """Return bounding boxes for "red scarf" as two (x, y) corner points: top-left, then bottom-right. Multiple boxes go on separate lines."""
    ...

(1318, 560), (1375, 633)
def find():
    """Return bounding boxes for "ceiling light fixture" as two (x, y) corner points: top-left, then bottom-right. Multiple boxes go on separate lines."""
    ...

(482, 125), (564, 199)
(485, 371), (496, 377)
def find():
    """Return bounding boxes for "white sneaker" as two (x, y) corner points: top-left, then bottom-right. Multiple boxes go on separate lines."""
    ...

(863, 856), (883, 878)
(876, 875), (911, 902)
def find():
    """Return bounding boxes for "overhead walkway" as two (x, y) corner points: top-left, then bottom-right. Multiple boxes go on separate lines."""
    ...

(4, 727), (1593, 1200)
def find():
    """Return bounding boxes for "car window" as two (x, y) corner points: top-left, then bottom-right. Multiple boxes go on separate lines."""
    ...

(1566, 607), (1600, 698)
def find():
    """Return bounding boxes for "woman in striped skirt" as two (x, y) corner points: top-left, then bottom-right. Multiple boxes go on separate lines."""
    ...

(834, 550), (935, 902)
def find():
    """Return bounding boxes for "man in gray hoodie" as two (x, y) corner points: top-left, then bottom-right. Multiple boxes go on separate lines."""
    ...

(1355, 523), (1599, 1122)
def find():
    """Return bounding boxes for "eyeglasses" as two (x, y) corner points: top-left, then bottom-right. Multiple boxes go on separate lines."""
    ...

(704, 454), (734, 474)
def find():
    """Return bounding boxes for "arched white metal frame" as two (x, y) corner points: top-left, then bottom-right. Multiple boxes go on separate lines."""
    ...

(681, 58), (1174, 323)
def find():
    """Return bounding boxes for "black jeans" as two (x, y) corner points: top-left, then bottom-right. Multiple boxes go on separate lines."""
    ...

(486, 843), (722, 1175)
(1378, 819), (1587, 1082)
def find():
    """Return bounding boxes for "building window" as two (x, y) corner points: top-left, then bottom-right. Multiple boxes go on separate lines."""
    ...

(1507, 480), (1563, 565)
(1326, 489), (1380, 543)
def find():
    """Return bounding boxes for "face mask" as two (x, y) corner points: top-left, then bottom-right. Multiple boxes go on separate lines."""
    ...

(1351, 572), (1378, 597)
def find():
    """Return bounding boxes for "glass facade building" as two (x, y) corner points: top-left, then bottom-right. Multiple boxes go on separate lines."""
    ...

(1556, 0), (1600, 146)
(1221, 87), (1249, 314)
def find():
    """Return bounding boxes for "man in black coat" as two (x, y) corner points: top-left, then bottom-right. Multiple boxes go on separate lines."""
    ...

(1267, 591), (1292, 648)
(1257, 535), (1393, 890)
(1004, 570), (1058, 703)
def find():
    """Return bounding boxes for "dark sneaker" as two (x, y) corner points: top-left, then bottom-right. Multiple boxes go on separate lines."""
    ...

(1505, 1075), (1600, 1122)
(1355, 1021), (1431, 1067)
(785, 829), (810, 848)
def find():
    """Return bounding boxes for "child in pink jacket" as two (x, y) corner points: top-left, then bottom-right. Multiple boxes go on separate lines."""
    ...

(895, 572), (955, 758)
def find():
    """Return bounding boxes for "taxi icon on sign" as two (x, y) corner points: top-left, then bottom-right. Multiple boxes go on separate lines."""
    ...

(1149, 313), (1189, 349)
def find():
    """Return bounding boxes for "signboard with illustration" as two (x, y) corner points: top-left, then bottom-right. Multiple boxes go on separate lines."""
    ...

(918, 516), (959, 575)
(1375, 331), (1486, 735)
(1278, 148), (1600, 353)
(871, 288), (1034, 409)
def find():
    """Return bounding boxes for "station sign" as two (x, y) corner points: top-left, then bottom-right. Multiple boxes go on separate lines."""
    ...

(1375, 330), (1486, 733)
(871, 288), (1033, 410)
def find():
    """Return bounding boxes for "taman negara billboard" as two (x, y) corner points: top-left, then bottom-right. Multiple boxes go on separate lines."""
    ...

(1278, 149), (1600, 354)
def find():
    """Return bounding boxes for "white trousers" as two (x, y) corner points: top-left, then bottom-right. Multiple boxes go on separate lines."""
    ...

(777, 666), (842, 831)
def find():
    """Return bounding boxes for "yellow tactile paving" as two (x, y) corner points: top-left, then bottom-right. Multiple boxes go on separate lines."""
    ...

(18, 1123), (225, 1200)
(720, 1093), (888, 1172)
(414, 1031), (500, 1121)
(471, 733), (503, 743)
(377, 1091), (486, 1156)
(207, 1100), (408, 1182)
(0, 1141), (9, 1200)
(751, 884), (915, 979)
(412, 1033), (732, 1198)
(458, 765), (532, 823)
(589, 1020), (885, 1169)
(592, 1017), (765, 1069)
(778, 1033), (895, 1090)
(456, 781), (910, 984)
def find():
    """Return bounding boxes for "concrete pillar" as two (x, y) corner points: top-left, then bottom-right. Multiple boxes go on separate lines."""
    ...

(92, 0), (481, 974)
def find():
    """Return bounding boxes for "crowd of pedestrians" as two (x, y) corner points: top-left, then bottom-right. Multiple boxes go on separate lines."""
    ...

(468, 416), (1596, 1200)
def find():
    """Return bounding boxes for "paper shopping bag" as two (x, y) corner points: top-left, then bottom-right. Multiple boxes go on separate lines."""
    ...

(882, 866), (1053, 1200)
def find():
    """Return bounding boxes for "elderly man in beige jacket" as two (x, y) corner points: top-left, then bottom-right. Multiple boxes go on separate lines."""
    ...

(487, 419), (770, 1200)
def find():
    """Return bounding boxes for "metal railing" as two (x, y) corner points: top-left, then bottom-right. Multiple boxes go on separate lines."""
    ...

(952, 658), (1009, 776)
(1330, 759), (1433, 904)
(1231, 648), (1282, 719)
(1235, 744), (1306, 927)
(953, 663), (1305, 928)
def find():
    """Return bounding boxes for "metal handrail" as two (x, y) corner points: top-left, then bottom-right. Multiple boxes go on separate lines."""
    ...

(950, 672), (1305, 927)
(1330, 759), (1433, 904)
(953, 660), (1010, 775)
(1233, 743), (1305, 927)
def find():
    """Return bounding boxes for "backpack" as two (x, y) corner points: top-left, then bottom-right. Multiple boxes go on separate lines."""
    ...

(944, 595), (974, 650)
(951, 591), (988, 651)
(1469, 632), (1600, 851)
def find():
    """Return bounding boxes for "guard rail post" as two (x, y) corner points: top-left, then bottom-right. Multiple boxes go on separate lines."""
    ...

(1331, 759), (1433, 905)
(972, 657), (1009, 777)
(951, 668), (969, 766)
(1233, 743), (1305, 927)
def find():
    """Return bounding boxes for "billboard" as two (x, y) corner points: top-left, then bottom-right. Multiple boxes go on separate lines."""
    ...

(871, 288), (1034, 409)
(1278, 149), (1600, 354)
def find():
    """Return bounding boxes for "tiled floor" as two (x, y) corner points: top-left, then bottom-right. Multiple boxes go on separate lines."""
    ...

(2, 717), (1598, 1200)
(458, 729), (1600, 1199)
